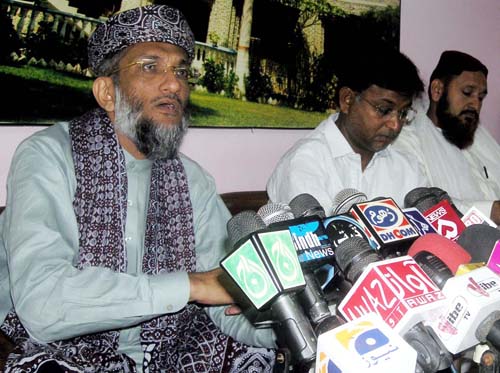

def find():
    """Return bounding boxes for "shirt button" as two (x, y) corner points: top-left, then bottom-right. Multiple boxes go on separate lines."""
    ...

(167, 305), (173, 311)
(125, 237), (132, 242)
(127, 200), (133, 206)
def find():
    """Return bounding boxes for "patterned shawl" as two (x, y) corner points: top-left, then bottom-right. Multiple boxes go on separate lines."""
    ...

(1, 109), (275, 372)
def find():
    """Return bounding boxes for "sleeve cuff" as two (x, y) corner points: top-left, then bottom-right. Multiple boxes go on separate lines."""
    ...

(149, 271), (190, 313)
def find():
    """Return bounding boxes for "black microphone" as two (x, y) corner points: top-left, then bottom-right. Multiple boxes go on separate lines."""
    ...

(404, 187), (440, 212)
(289, 193), (326, 219)
(405, 186), (464, 218)
(223, 210), (317, 367)
(457, 224), (500, 263)
(258, 200), (332, 327)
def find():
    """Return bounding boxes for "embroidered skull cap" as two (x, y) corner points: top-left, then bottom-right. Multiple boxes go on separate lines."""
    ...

(88, 5), (195, 75)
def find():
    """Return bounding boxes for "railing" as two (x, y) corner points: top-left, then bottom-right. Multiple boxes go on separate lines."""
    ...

(3, 0), (102, 43)
(2, 0), (238, 76)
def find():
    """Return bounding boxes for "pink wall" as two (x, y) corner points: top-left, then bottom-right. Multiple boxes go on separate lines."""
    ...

(400, 0), (500, 139)
(0, 1), (499, 204)
(0, 126), (310, 205)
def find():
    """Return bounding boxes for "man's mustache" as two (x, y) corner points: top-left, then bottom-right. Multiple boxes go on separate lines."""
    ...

(460, 109), (479, 120)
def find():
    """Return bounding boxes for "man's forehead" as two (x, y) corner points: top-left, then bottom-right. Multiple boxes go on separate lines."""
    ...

(123, 42), (189, 61)
(451, 71), (487, 88)
(363, 84), (413, 105)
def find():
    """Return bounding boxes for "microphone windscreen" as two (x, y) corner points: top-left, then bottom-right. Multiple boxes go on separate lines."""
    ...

(408, 233), (471, 274)
(332, 188), (368, 215)
(335, 236), (381, 283)
(475, 311), (500, 343)
(257, 202), (294, 226)
(427, 187), (450, 203)
(404, 187), (439, 212)
(227, 210), (266, 248)
(289, 193), (326, 219)
(457, 224), (500, 262)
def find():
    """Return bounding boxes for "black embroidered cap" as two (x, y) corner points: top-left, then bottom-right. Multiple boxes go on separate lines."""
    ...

(88, 5), (195, 75)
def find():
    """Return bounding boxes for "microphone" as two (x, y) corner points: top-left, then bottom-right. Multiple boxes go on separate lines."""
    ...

(461, 206), (497, 228)
(315, 313), (418, 373)
(405, 188), (466, 240)
(257, 201), (332, 326)
(289, 193), (326, 219)
(407, 233), (500, 355)
(457, 224), (500, 263)
(222, 210), (317, 366)
(335, 238), (446, 334)
(349, 197), (420, 257)
(404, 187), (440, 213)
(335, 237), (452, 372)
(430, 265), (500, 354)
(407, 233), (472, 288)
(402, 207), (439, 236)
(427, 187), (464, 218)
(332, 188), (368, 215)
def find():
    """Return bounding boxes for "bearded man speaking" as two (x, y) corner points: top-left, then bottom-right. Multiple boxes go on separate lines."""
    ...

(0, 5), (276, 372)
(394, 50), (500, 224)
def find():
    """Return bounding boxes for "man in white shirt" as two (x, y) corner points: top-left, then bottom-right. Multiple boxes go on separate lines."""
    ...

(394, 50), (500, 223)
(267, 46), (429, 213)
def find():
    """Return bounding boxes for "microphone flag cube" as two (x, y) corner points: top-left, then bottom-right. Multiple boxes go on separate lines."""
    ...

(423, 200), (466, 241)
(461, 206), (497, 228)
(350, 198), (420, 257)
(338, 256), (447, 334)
(315, 313), (417, 373)
(430, 266), (500, 353)
(487, 240), (500, 275)
(403, 207), (438, 236)
(221, 228), (306, 310)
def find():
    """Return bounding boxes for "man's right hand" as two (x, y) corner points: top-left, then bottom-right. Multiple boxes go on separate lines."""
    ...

(188, 268), (235, 306)
(491, 200), (500, 225)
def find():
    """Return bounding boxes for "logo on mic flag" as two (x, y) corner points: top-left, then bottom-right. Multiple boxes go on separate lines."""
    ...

(315, 313), (417, 373)
(338, 256), (446, 333)
(350, 198), (419, 256)
(423, 200), (465, 240)
(221, 228), (305, 310)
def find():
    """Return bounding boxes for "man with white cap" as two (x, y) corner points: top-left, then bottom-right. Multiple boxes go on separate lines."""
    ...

(0, 5), (275, 372)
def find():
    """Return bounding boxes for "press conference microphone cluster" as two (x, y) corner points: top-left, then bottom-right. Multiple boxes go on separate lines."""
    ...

(407, 231), (500, 371)
(222, 209), (317, 368)
(334, 235), (452, 372)
(257, 197), (335, 330)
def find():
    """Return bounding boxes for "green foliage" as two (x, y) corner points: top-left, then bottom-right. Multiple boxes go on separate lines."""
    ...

(0, 64), (324, 127)
(0, 11), (22, 64)
(24, 21), (88, 68)
(244, 64), (273, 103)
(208, 31), (221, 47)
(224, 70), (238, 98)
(0, 65), (94, 122)
(359, 6), (400, 47)
(201, 59), (225, 93)
(297, 55), (337, 112)
(278, 0), (346, 29)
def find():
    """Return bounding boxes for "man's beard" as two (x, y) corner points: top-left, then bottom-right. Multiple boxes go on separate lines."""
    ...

(113, 88), (188, 160)
(435, 90), (479, 149)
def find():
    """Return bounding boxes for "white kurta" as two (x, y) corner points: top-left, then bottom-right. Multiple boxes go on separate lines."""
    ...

(267, 113), (429, 214)
(394, 110), (500, 217)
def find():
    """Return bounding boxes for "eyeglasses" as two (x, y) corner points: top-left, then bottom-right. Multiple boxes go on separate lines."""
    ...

(110, 59), (198, 82)
(356, 95), (417, 125)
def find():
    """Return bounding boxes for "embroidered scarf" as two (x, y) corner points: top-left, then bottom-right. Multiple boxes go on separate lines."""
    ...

(1, 109), (275, 372)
